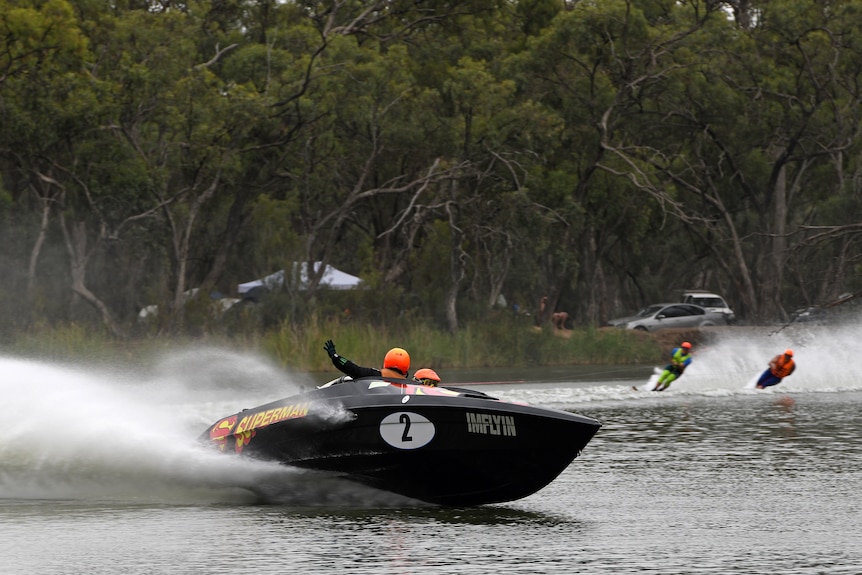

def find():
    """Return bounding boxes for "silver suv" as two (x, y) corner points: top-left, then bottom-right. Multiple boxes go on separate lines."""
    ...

(681, 290), (736, 324)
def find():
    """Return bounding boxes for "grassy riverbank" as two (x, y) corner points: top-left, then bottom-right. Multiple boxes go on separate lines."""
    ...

(5, 317), (720, 372)
(261, 320), (666, 371)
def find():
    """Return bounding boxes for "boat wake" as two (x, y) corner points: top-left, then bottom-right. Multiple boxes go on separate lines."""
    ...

(0, 351), (418, 507)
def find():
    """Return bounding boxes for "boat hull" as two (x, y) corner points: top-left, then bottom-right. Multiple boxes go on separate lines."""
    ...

(201, 378), (601, 506)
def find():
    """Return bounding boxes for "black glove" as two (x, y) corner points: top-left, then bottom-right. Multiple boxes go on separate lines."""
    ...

(324, 339), (337, 358)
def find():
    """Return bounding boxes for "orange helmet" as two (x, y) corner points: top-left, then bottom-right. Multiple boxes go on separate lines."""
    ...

(383, 347), (410, 376)
(413, 368), (440, 387)
(681, 341), (692, 349)
(784, 349), (794, 357)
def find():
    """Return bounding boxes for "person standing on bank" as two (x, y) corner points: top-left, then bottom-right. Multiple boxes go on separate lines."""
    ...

(324, 339), (411, 380)
(654, 341), (693, 391)
(755, 349), (796, 389)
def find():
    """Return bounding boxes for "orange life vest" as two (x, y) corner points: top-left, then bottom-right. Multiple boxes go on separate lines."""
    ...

(770, 354), (795, 378)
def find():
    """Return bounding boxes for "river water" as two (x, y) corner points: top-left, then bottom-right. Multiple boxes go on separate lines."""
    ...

(2, 324), (861, 574)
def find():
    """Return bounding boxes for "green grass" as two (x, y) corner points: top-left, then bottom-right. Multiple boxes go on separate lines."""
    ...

(6, 317), (664, 372)
(261, 315), (663, 372)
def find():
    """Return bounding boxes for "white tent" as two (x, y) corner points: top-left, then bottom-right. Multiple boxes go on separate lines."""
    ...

(238, 262), (362, 294)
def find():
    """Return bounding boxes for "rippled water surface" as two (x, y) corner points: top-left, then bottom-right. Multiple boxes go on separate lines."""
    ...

(2, 326), (861, 574)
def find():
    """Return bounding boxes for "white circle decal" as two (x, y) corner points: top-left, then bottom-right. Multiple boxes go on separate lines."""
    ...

(379, 412), (435, 449)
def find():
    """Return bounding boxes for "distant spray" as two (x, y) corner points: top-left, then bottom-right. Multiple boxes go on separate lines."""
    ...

(684, 317), (861, 392)
(483, 314), (862, 407)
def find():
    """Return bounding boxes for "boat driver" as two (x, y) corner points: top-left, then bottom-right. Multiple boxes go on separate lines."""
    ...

(324, 339), (411, 380)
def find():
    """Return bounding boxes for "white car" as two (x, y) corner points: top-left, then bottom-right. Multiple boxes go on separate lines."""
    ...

(681, 290), (736, 324)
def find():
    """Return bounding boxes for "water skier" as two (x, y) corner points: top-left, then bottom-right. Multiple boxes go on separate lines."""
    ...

(755, 349), (795, 389)
(654, 341), (693, 391)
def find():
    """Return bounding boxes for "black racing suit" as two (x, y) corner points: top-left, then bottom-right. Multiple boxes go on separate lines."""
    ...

(329, 353), (383, 379)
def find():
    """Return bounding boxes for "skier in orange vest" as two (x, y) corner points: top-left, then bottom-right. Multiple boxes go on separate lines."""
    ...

(755, 349), (796, 389)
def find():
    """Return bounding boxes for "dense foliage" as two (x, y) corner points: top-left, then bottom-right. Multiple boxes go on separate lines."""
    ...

(3, 0), (862, 339)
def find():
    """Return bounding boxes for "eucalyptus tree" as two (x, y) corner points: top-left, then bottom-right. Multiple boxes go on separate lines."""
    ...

(233, 0), (548, 332)
(1, 0), (276, 334)
(514, 0), (862, 324)
(0, 0), (127, 331)
(610, 0), (862, 321)
(508, 0), (727, 324)
(384, 2), (564, 331)
(424, 53), (560, 331)
(222, 14), (450, 322)
(0, 0), (87, 300)
(755, 1), (862, 312)
(56, 2), (321, 334)
(192, 1), (510, 327)
(72, 1), (293, 333)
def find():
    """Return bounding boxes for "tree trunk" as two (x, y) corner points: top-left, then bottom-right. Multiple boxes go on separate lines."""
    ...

(769, 161), (789, 319)
(27, 187), (52, 293)
(166, 172), (221, 331)
(59, 215), (124, 338)
(445, 185), (466, 334)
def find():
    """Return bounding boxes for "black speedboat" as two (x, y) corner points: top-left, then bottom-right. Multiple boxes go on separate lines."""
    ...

(200, 376), (601, 506)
